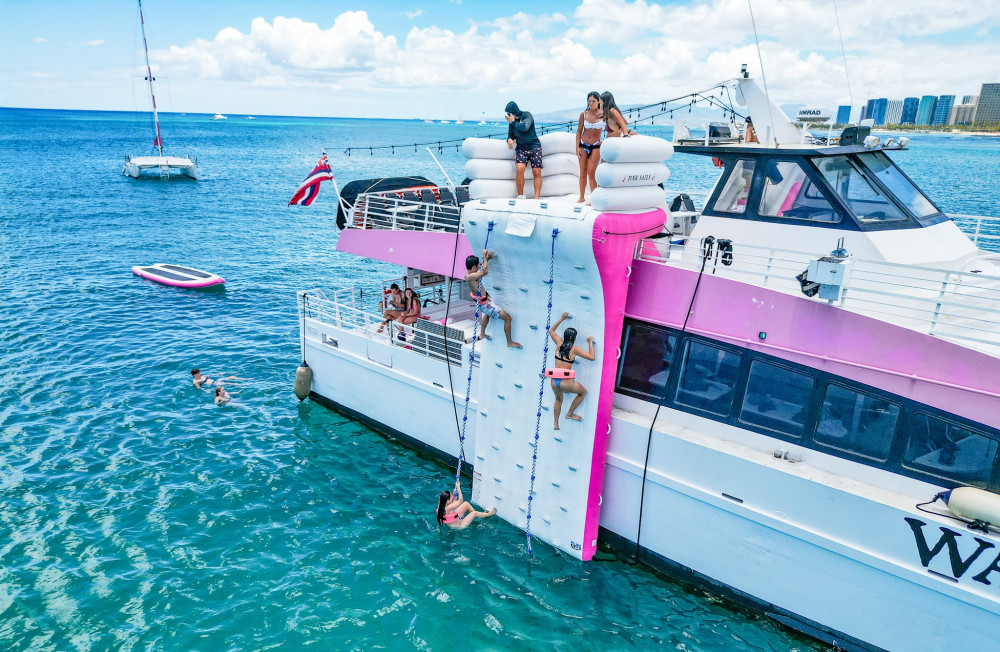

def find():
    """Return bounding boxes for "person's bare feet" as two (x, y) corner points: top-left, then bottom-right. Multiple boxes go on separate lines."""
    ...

(507, 341), (522, 349)
(485, 507), (496, 517)
(554, 421), (560, 430)
(566, 414), (583, 422)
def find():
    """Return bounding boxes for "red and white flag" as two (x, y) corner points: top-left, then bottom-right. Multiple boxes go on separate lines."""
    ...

(288, 155), (334, 207)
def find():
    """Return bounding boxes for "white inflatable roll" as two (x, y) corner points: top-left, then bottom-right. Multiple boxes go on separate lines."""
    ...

(600, 134), (674, 163)
(589, 185), (666, 212)
(538, 131), (577, 154)
(595, 162), (670, 188)
(462, 138), (514, 160)
(469, 174), (580, 200)
(465, 153), (580, 180)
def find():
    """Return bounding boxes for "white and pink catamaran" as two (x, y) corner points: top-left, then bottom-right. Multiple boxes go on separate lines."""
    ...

(296, 70), (1000, 650)
(122, 0), (197, 180)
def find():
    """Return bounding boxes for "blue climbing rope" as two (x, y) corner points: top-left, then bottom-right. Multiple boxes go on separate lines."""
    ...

(526, 228), (559, 556)
(454, 220), (495, 498)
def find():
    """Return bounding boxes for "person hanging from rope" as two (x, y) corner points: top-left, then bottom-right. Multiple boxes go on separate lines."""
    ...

(547, 312), (596, 430)
(465, 250), (522, 349)
(436, 481), (496, 529)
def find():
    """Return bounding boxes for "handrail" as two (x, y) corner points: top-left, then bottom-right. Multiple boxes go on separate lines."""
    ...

(637, 238), (1000, 352)
(299, 290), (468, 366)
(348, 189), (465, 234)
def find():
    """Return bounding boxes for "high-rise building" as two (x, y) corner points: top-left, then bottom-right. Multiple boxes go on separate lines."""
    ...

(950, 103), (977, 125)
(932, 95), (955, 126)
(865, 98), (888, 125)
(962, 95), (979, 106)
(916, 95), (937, 125)
(836, 105), (852, 124)
(900, 97), (919, 124)
(974, 83), (1000, 124)
(885, 100), (904, 125)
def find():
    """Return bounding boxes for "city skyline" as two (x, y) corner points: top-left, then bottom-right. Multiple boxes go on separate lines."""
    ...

(837, 82), (998, 126)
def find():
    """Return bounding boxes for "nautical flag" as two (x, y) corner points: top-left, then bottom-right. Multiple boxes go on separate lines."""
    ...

(288, 155), (334, 207)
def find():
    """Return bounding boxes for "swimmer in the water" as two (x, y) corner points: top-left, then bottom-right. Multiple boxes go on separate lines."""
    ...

(191, 368), (244, 389)
(214, 386), (238, 405)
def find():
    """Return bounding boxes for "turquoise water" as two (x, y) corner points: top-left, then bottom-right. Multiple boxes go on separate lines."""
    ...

(1, 108), (997, 650)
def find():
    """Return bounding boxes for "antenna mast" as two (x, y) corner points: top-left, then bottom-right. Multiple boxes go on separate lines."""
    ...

(138, 0), (164, 156)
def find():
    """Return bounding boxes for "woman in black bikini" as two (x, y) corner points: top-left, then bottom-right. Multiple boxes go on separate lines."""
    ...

(576, 91), (604, 203)
(436, 482), (496, 530)
(548, 312), (596, 430)
(600, 91), (636, 138)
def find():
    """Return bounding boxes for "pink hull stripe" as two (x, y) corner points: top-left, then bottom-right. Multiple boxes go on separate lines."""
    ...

(337, 229), (474, 278)
(132, 267), (224, 288)
(583, 209), (667, 561)
(626, 261), (1000, 430)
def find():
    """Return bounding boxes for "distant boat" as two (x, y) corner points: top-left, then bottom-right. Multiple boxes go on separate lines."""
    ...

(245, 115), (257, 120)
(212, 113), (228, 120)
(423, 119), (434, 123)
(438, 120), (451, 124)
(123, 0), (197, 180)
(456, 117), (465, 124)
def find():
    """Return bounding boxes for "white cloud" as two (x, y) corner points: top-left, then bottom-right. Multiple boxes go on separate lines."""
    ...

(33, 37), (47, 43)
(82, 39), (105, 47)
(406, 9), (424, 19)
(145, 0), (1000, 117)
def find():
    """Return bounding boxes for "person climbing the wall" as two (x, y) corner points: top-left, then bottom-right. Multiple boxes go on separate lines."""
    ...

(547, 312), (596, 430)
(505, 101), (543, 199)
(465, 250), (522, 349)
(436, 481), (496, 529)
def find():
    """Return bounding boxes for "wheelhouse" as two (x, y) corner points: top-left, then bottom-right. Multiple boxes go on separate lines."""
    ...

(677, 145), (948, 232)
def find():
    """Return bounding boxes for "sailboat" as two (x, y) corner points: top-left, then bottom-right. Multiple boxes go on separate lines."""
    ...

(123, 0), (197, 180)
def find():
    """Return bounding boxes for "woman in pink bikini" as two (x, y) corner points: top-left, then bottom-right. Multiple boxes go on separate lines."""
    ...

(436, 482), (496, 530)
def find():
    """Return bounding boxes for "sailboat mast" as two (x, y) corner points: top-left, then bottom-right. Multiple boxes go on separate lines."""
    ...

(138, 0), (163, 156)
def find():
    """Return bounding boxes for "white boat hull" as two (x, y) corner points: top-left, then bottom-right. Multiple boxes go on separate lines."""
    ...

(123, 155), (198, 179)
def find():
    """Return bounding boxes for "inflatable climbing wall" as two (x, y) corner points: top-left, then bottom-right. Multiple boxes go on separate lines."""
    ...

(465, 200), (666, 560)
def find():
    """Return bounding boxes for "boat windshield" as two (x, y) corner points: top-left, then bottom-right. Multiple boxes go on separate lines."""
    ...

(856, 152), (940, 218)
(811, 156), (907, 223)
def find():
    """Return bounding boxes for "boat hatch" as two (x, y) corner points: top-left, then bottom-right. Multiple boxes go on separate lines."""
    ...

(678, 145), (947, 232)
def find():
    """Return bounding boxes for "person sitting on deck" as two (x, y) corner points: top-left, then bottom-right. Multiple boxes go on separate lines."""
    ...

(436, 481), (496, 529)
(191, 368), (244, 389)
(465, 250), (522, 349)
(548, 312), (596, 430)
(377, 283), (405, 333)
(505, 101), (543, 199)
(397, 288), (422, 330)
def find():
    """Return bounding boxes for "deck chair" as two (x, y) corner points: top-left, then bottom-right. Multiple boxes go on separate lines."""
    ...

(455, 186), (471, 205)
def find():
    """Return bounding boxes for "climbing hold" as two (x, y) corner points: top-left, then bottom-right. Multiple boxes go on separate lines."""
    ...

(553, 436), (563, 443)
(514, 383), (522, 389)
(574, 264), (585, 270)
(580, 294), (590, 300)
(519, 286), (529, 292)
(551, 481), (560, 488)
(560, 506), (568, 512)
(529, 324), (539, 330)
(515, 462), (524, 469)
(504, 426), (512, 432)
(568, 466), (577, 472)
(479, 410), (488, 417)
(497, 394), (505, 400)
(495, 362), (503, 368)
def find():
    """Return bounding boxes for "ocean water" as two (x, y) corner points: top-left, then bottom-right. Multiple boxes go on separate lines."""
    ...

(1, 107), (997, 651)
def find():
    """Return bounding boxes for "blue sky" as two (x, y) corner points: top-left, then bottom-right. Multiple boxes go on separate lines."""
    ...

(2, 0), (998, 118)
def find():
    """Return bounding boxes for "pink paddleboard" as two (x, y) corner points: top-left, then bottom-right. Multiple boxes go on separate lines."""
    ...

(132, 263), (225, 289)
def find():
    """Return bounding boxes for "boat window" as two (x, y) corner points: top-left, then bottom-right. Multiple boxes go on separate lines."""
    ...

(812, 156), (907, 223)
(712, 160), (755, 214)
(903, 413), (999, 485)
(814, 384), (900, 460)
(616, 324), (676, 399)
(674, 341), (741, 416)
(857, 152), (940, 218)
(739, 361), (814, 437)
(758, 161), (839, 222)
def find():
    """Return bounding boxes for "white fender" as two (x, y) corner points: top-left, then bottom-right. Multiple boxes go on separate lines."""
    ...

(600, 134), (674, 163)
(595, 162), (670, 188)
(944, 487), (1000, 526)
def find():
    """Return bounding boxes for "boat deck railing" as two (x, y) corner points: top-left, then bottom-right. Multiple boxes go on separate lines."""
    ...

(952, 214), (1000, 251)
(637, 238), (1000, 352)
(299, 289), (467, 366)
(348, 188), (467, 234)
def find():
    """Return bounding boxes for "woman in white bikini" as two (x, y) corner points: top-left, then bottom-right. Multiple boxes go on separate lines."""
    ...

(576, 91), (604, 202)
(436, 482), (496, 530)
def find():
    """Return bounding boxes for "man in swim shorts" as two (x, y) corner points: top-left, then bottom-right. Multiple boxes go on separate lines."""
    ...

(505, 101), (543, 199)
(464, 251), (521, 349)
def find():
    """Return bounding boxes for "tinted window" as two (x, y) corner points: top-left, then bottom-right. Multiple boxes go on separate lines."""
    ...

(903, 413), (998, 484)
(759, 161), (839, 222)
(814, 384), (900, 460)
(857, 152), (939, 218)
(813, 156), (907, 223)
(712, 160), (755, 214)
(674, 341), (741, 416)
(616, 324), (676, 399)
(739, 361), (815, 437)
